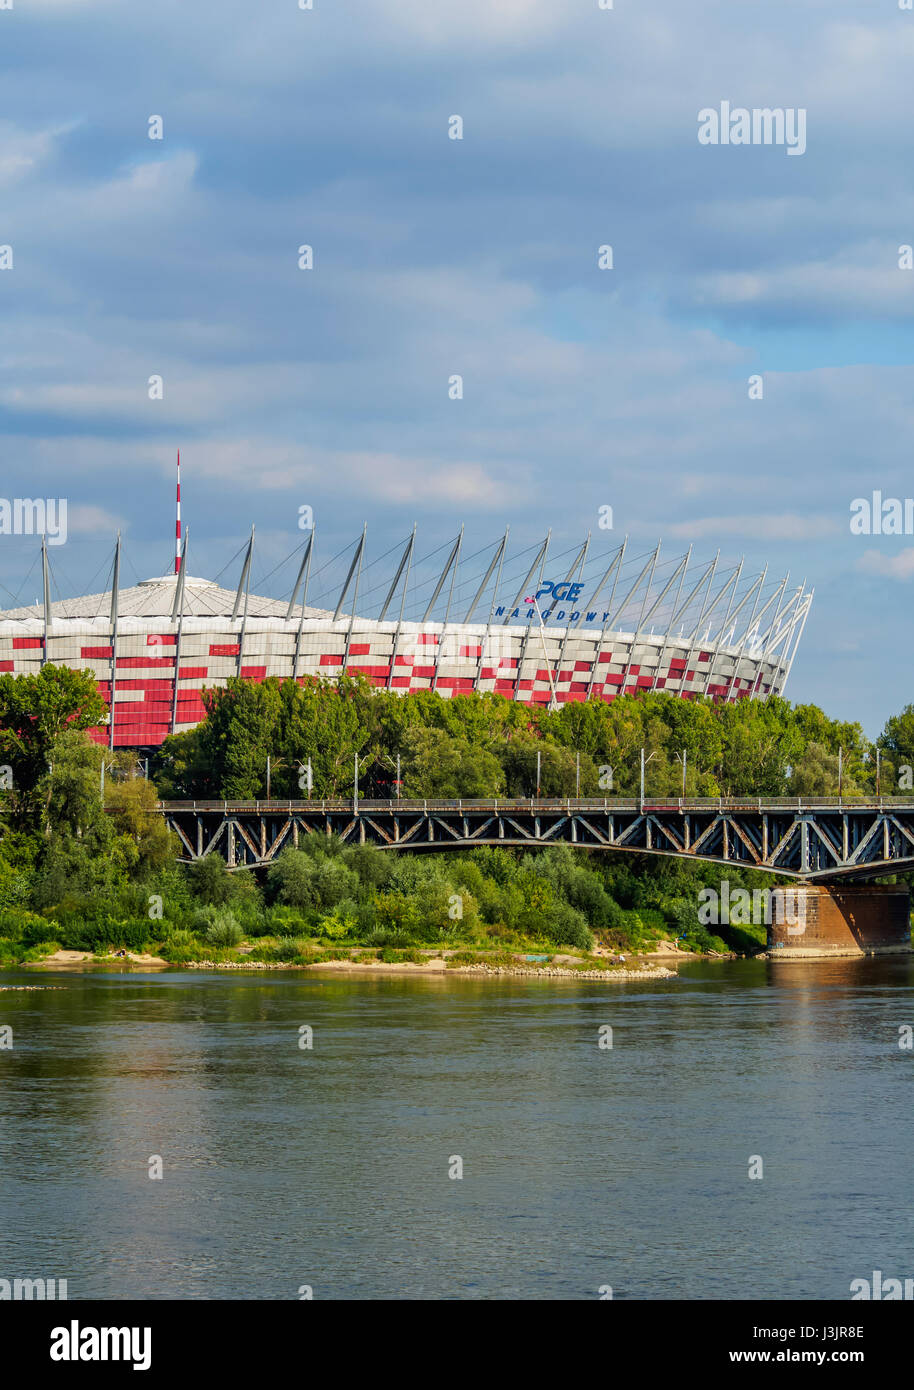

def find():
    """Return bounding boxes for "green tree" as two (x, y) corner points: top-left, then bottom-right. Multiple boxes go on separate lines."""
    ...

(0, 666), (106, 828)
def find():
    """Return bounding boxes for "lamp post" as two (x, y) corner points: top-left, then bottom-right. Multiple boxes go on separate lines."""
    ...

(675, 749), (687, 798)
(640, 747), (656, 811)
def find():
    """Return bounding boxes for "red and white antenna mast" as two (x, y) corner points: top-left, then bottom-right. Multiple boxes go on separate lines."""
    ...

(175, 449), (182, 574)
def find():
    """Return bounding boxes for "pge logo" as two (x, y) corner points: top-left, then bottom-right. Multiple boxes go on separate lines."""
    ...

(535, 581), (585, 604)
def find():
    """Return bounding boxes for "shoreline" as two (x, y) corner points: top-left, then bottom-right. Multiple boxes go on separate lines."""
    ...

(17, 948), (680, 983)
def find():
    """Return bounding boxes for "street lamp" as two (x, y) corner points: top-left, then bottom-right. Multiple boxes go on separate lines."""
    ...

(674, 749), (687, 798)
(640, 747), (657, 811)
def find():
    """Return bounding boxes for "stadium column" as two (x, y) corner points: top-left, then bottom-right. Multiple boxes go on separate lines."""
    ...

(649, 545), (691, 692)
(109, 534), (121, 750)
(747, 573), (790, 700)
(234, 527), (255, 680)
(469, 527), (508, 694)
(509, 532), (551, 702)
(288, 528), (315, 683)
(723, 566), (767, 702)
(431, 525), (463, 694)
(583, 537), (627, 700)
(170, 531), (189, 737)
(701, 558), (743, 698)
(41, 536), (52, 667)
(384, 528), (416, 691)
(341, 525), (367, 677)
(551, 534), (591, 701)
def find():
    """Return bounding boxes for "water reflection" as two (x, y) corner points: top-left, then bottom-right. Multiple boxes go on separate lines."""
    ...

(1, 957), (912, 1299)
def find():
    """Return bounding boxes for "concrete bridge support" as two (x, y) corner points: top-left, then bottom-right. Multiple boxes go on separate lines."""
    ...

(768, 884), (911, 958)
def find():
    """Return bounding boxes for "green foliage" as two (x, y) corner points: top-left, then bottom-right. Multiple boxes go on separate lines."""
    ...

(194, 905), (243, 947)
(0, 666), (106, 826)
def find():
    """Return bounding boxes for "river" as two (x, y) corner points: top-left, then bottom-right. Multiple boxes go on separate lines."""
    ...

(2, 956), (913, 1300)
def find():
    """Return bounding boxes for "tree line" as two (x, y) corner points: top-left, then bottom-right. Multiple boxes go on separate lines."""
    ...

(150, 672), (914, 801)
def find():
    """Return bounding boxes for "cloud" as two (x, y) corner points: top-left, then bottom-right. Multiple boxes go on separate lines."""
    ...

(3, 0), (914, 731)
(857, 549), (914, 581)
(660, 514), (842, 542)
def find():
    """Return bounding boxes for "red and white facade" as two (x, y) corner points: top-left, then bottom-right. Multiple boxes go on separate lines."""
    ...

(0, 526), (812, 749)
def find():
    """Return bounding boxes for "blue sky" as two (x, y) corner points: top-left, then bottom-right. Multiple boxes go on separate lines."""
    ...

(2, 0), (914, 734)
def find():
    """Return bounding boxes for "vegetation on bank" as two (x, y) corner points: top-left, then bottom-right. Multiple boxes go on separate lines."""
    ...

(0, 667), (912, 967)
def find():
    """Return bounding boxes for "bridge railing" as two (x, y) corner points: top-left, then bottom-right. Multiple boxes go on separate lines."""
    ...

(156, 795), (914, 815)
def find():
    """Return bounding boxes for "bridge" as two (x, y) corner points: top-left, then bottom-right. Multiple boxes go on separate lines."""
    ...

(157, 796), (914, 883)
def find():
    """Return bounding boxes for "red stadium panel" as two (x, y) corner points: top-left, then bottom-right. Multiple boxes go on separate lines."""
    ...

(349, 665), (391, 679)
(209, 644), (240, 656)
(12, 637), (43, 649)
(319, 654), (344, 666)
(178, 667), (207, 679)
(417, 634), (439, 646)
(459, 645), (481, 658)
(240, 666), (267, 680)
(81, 645), (113, 658)
(348, 644), (371, 656)
(116, 657), (175, 668)
(147, 634), (177, 646)
(116, 679), (174, 691)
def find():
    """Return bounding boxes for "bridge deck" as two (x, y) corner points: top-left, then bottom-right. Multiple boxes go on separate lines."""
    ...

(154, 796), (914, 882)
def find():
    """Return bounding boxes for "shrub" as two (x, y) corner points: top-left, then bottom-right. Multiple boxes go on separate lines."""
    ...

(194, 906), (243, 947)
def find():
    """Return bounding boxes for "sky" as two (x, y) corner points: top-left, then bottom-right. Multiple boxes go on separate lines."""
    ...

(2, 0), (913, 735)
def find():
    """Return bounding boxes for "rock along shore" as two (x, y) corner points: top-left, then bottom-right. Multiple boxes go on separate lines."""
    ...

(177, 958), (677, 982)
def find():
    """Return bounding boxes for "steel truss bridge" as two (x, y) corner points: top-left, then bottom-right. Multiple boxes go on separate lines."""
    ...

(157, 797), (914, 883)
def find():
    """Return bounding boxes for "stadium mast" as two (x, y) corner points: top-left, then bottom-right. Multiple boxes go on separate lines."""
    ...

(174, 449), (182, 575)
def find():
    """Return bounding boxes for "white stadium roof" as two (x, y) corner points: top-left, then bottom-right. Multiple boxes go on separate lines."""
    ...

(0, 574), (332, 623)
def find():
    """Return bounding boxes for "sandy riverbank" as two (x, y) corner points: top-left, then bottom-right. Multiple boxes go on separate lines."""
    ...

(25, 947), (679, 982)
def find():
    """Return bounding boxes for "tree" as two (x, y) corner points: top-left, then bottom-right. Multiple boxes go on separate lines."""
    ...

(0, 667), (106, 827)
(400, 726), (504, 797)
(105, 769), (177, 874)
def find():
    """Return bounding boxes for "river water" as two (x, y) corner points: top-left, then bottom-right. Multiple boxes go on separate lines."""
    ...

(1, 956), (912, 1300)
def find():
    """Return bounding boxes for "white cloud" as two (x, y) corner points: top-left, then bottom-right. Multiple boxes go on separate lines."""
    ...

(857, 549), (914, 580)
(660, 514), (841, 542)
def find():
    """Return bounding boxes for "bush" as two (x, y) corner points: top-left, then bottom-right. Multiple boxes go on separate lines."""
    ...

(193, 906), (243, 947)
(542, 904), (594, 952)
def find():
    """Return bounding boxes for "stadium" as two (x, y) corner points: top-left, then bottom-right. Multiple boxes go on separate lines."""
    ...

(0, 467), (813, 750)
